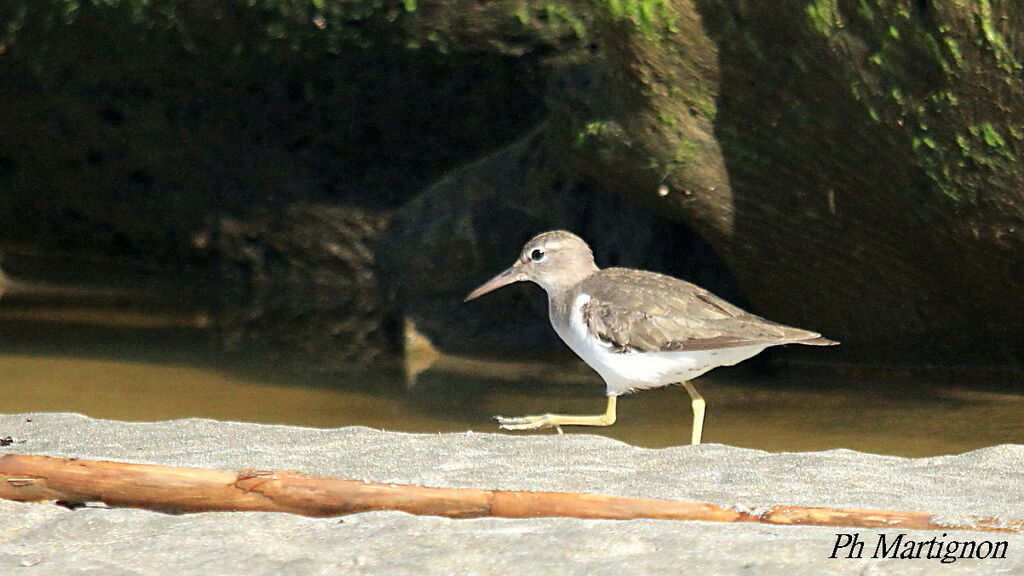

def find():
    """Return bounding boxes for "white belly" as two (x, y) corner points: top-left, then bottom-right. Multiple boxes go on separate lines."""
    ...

(552, 293), (768, 396)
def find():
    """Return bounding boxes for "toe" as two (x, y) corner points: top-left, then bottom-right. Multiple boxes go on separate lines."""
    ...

(499, 422), (539, 430)
(495, 414), (551, 430)
(495, 415), (529, 426)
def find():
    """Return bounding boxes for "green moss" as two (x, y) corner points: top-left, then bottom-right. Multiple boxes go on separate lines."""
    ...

(855, 0), (875, 21)
(426, 30), (448, 53)
(967, 124), (1017, 162)
(514, 5), (529, 24)
(600, 0), (677, 39)
(675, 82), (716, 120)
(912, 136), (937, 151)
(647, 138), (701, 181)
(401, 0), (416, 12)
(507, 3), (586, 40)
(943, 36), (963, 67)
(1009, 126), (1024, 141)
(977, 0), (1023, 73)
(573, 119), (623, 155)
(921, 34), (952, 75)
(663, 11), (679, 34)
(672, 139), (699, 165)
(922, 161), (960, 203)
(931, 90), (958, 107)
(939, 186), (960, 202)
(955, 134), (971, 155)
(657, 113), (676, 127)
(805, 0), (840, 35)
(543, 4), (587, 39)
(979, 123), (1005, 148)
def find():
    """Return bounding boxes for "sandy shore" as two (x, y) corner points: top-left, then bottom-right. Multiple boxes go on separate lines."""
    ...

(1, 413), (1021, 574)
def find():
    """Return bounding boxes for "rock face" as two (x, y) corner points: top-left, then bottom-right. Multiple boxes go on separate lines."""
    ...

(381, 0), (1024, 363)
(1, 413), (1022, 575)
(549, 1), (1024, 360)
(376, 127), (741, 355)
(0, 0), (571, 260)
(0, 0), (590, 366)
(1, 0), (1022, 365)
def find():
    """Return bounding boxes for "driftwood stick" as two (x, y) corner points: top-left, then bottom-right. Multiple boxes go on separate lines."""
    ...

(1, 454), (1019, 533)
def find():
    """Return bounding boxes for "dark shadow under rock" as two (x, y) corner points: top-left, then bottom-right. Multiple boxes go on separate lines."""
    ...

(204, 203), (395, 369)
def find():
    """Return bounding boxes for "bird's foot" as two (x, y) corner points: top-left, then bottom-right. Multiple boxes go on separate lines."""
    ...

(494, 414), (557, 430)
(494, 412), (615, 431)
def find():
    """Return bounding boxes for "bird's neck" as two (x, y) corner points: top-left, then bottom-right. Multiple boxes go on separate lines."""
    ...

(542, 264), (599, 310)
(546, 291), (577, 338)
(536, 262), (598, 293)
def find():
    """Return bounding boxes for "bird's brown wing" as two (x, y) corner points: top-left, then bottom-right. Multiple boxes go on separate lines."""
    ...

(579, 268), (827, 353)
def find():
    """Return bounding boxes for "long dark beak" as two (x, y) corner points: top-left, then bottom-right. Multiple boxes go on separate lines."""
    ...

(464, 265), (522, 302)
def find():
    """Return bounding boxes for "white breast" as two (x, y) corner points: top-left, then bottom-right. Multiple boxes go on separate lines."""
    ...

(551, 293), (768, 396)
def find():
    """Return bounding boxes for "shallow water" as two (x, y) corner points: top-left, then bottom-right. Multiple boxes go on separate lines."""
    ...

(0, 314), (1021, 457)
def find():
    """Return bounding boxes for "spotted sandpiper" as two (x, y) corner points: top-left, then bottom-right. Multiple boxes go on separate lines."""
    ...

(465, 230), (837, 444)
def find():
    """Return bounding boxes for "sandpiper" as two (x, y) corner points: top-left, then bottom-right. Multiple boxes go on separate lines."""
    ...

(465, 230), (837, 444)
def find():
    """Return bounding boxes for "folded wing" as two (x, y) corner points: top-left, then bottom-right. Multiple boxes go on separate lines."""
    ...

(579, 268), (835, 353)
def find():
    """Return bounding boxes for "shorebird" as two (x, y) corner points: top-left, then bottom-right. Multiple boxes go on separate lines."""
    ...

(465, 230), (837, 444)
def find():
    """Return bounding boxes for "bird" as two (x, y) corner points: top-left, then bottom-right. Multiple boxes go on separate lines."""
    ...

(464, 230), (837, 444)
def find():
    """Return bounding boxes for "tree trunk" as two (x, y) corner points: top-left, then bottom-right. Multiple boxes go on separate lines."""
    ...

(2, 454), (1020, 532)
(532, 0), (1024, 360)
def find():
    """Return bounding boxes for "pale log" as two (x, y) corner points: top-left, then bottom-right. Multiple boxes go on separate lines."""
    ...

(1, 454), (1020, 533)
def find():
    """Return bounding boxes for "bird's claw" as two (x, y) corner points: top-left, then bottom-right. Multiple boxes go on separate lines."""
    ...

(494, 414), (555, 431)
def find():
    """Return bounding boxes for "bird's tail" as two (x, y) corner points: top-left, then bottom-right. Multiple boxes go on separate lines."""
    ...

(799, 335), (839, 346)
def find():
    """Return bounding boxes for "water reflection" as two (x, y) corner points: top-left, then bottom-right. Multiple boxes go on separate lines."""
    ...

(0, 315), (1020, 457)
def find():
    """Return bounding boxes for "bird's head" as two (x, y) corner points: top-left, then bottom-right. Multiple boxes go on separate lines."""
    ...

(464, 230), (599, 301)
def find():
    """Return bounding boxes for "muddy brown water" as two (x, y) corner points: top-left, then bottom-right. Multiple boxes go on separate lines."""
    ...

(1, 306), (1021, 458)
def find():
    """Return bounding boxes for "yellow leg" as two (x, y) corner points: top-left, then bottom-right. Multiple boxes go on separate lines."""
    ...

(496, 396), (617, 431)
(682, 381), (705, 445)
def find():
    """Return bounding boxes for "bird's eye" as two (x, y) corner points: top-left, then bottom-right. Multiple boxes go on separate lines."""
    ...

(529, 248), (545, 262)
